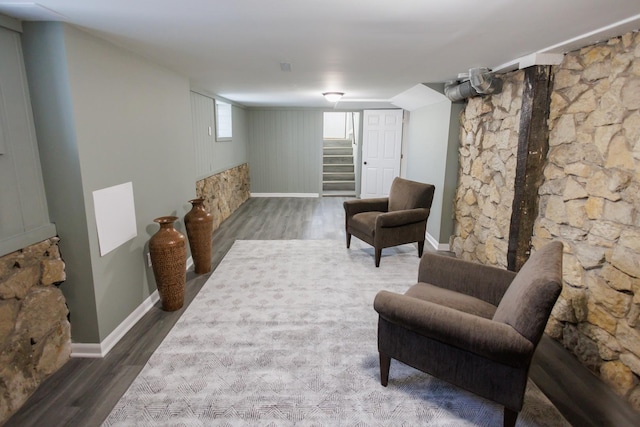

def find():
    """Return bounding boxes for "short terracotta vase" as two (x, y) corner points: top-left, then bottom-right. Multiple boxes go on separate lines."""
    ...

(149, 216), (186, 311)
(184, 198), (214, 274)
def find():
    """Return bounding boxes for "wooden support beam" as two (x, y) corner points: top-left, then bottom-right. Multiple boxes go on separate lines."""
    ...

(507, 65), (553, 272)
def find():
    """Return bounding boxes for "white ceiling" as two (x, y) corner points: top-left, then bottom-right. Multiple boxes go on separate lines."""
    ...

(1, 0), (640, 108)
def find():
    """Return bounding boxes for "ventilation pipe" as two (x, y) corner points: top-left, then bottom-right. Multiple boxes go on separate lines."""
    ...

(444, 67), (503, 102)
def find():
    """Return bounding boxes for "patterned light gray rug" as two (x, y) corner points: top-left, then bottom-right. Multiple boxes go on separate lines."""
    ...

(103, 240), (569, 426)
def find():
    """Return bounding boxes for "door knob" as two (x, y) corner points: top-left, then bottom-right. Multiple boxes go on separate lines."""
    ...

(364, 161), (367, 165)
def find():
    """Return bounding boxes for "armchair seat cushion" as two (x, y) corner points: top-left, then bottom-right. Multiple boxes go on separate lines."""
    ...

(405, 282), (497, 319)
(350, 211), (384, 236)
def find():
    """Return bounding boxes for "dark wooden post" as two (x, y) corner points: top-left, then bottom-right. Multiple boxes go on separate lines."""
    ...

(507, 65), (553, 272)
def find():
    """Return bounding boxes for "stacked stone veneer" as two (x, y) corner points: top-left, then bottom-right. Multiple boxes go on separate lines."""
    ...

(451, 70), (524, 268)
(196, 163), (251, 232)
(0, 238), (70, 424)
(536, 31), (640, 408)
(453, 30), (640, 411)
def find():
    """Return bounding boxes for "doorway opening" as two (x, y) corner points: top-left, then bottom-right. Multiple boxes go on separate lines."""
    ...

(322, 112), (360, 197)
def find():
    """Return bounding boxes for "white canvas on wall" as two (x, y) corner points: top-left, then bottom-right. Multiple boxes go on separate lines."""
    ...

(93, 182), (137, 256)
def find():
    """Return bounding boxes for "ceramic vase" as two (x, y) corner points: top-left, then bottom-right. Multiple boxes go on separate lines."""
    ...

(149, 216), (186, 311)
(184, 198), (214, 274)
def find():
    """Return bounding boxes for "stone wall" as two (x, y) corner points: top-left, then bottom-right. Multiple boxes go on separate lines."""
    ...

(196, 163), (251, 232)
(451, 70), (524, 268)
(453, 30), (640, 411)
(535, 31), (640, 408)
(0, 237), (70, 424)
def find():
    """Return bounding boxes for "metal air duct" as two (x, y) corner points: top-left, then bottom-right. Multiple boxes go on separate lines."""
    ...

(444, 67), (503, 102)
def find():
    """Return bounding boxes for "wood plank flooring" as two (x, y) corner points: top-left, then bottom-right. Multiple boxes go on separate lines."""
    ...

(6, 197), (639, 426)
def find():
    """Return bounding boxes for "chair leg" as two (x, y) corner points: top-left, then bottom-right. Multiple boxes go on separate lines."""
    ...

(504, 407), (518, 427)
(375, 248), (382, 267)
(418, 240), (425, 257)
(379, 353), (391, 386)
(346, 233), (351, 248)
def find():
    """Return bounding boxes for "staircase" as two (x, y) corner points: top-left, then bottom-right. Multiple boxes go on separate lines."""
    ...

(322, 139), (356, 196)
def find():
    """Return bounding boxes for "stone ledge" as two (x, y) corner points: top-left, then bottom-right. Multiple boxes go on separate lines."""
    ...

(0, 237), (69, 424)
(196, 163), (251, 235)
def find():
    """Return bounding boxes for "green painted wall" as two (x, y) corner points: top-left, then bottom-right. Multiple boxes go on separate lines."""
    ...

(443, 103), (464, 243)
(248, 109), (324, 194)
(190, 91), (248, 179)
(22, 22), (195, 343)
(404, 99), (461, 246)
(0, 23), (56, 257)
(22, 22), (100, 342)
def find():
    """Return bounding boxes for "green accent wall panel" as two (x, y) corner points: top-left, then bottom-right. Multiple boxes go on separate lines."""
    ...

(0, 24), (55, 257)
(191, 91), (249, 180)
(248, 109), (323, 194)
(404, 100), (461, 247)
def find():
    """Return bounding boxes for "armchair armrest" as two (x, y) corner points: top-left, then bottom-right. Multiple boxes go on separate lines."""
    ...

(374, 291), (534, 368)
(344, 198), (389, 217)
(417, 253), (516, 306)
(376, 208), (430, 228)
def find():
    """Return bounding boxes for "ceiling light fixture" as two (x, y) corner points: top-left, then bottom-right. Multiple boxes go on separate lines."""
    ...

(280, 62), (292, 72)
(322, 92), (344, 103)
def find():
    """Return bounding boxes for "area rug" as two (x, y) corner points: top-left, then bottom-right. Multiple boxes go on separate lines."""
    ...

(103, 240), (569, 426)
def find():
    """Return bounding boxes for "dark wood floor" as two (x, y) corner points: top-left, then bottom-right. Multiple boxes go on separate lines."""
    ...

(6, 197), (639, 426)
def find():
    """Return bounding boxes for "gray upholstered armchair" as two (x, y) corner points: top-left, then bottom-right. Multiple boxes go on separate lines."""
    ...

(374, 241), (563, 427)
(344, 177), (435, 267)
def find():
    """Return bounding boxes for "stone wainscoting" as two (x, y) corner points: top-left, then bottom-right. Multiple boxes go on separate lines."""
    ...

(0, 238), (70, 424)
(196, 163), (251, 233)
(451, 71), (524, 268)
(453, 31), (640, 410)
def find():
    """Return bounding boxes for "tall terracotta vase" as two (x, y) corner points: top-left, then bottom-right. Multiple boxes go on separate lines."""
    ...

(149, 216), (186, 311)
(184, 198), (214, 274)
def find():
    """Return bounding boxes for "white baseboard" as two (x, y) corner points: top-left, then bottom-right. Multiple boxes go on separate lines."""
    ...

(69, 343), (103, 358)
(70, 256), (196, 358)
(71, 289), (160, 358)
(250, 193), (319, 198)
(426, 232), (450, 252)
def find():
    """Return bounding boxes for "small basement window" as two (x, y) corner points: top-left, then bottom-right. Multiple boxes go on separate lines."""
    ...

(215, 99), (232, 141)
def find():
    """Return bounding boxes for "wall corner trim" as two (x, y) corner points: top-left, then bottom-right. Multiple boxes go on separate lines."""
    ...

(426, 232), (450, 252)
(70, 290), (160, 358)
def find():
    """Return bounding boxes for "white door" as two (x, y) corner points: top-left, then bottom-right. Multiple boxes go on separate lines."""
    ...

(360, 109), (403, 198)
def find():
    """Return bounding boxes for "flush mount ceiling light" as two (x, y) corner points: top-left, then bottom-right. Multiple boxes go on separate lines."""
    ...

(322, 92), (344, 103)
(280, 62), (292, 72)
